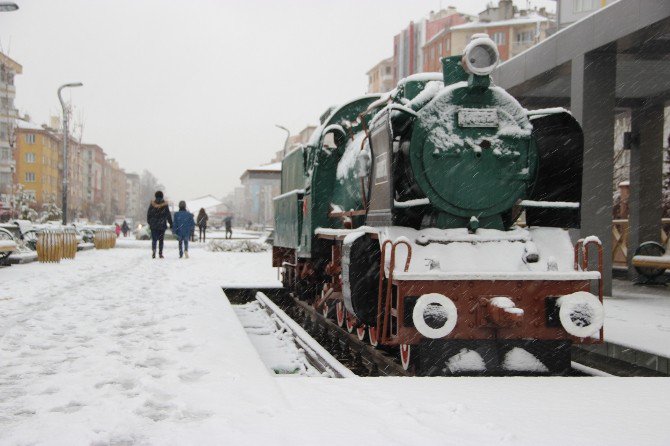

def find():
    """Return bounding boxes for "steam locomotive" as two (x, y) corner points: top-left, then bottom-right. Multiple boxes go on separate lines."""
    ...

(272, 34), (604, 375)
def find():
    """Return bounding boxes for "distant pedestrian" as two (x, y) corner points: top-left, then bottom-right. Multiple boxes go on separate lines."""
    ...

(121, 220), (129, 237)
(173, 201), (195, 259)
(196, 208), (208, 242)
(147, 190), (173, 259)
(115, 223), (121, 237)
(224, 216), (233, 239)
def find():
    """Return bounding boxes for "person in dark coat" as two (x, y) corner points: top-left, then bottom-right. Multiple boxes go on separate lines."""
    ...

(173, 201), (195, 259)
(121, 220), (129, 237)
(196, 208), (208, 242)
(224, 216), (233, 239)
(147, 190), (173, 258)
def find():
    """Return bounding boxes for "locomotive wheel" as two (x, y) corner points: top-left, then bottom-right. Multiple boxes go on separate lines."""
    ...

(400, 344), (412, 371)
(357, 325), (366, 341)
(336, 302), (345, 327)
(345, 311), (355, 333)
(368, 326), (379, 347)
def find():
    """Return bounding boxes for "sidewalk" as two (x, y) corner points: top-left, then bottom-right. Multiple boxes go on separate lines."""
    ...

(604, 279), (670, 357)
(1, 247), (669, 445)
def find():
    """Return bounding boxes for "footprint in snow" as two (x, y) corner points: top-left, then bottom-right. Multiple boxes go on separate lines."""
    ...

(178, 369), (209, 383)
(135, 399), (175, 422)
(50, 401), (84, 413)
(177, 344), (195, 352)
(94, 380), (136, 391)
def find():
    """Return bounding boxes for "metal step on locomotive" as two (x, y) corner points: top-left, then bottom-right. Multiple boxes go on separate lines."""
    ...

(271, 34), (605, 376)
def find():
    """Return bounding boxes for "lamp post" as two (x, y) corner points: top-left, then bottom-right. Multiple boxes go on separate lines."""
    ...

(275, 124), (290, 159)
(58, 82), (83, 225)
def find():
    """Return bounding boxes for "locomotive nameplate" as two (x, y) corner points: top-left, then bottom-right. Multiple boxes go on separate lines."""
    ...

(458, 108), (498, 128)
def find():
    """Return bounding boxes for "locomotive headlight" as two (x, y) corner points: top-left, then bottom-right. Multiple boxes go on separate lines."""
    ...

(412, 293), (458, 339)
(556, 291), (604, 338)
(462, 33), (500, 76)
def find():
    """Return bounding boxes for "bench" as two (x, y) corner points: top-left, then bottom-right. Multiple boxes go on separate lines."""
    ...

(632, 238), (670, 282)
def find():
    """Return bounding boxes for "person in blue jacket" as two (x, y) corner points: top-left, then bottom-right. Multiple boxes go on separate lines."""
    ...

(173, 201), (195, 259)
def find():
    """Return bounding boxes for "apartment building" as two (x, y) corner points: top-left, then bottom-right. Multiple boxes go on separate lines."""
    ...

(0, 52), (21, 207)
(423, 0), (555, 72)
(366, 57), (394, 94)
(14, 123), (61, 209)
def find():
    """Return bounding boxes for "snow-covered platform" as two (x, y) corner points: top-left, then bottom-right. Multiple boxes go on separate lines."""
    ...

(581, 279), (670, 374)
(1, 245), (669, 444)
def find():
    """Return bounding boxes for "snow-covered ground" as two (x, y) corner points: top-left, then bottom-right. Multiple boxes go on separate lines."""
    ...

(606, 279), (670, 357)
(1, 245), (669, 445)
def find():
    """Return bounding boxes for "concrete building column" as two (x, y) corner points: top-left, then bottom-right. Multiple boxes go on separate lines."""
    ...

(627, 101), (664, 280)
(570, 50), (616, 295)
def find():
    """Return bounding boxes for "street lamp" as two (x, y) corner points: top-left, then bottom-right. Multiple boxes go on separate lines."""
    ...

(0, 3), (18, 12)
(275, 124), (290, 158)
(58, 82), (83, 225)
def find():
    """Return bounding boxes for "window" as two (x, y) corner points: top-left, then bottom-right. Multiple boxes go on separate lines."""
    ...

(492, 32), (506, 45)
(0, 147), (10, 160)
(385, 66), (391, 74)
(516, 31), (534, 43)
(437, 42), (442, 56)
(573, 0), (596, 13)
(25, 152), (36, 163)
(25, 172), (36, 182)
(25, 133), (36, 144)
(446, 39), (450, 52)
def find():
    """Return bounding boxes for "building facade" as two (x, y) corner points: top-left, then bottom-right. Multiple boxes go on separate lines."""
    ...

(393, 8), (472, 83)
(556, 0), (613, 29)
(125, 172), (141, 224)
(0, 52), (22, 209)
(449, 1), (554, 63)
(81, 144), (106, 221)
(14, 124), (61, 209)
(366, 57), (394, 94)
(239, 163), (281, 228)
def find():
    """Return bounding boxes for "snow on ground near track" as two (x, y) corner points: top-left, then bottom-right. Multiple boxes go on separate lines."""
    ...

(605, 279), (670, 357)
(0, 246), (669, 445)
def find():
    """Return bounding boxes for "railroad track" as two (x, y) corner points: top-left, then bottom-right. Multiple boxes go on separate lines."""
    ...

(225, 286), (409, 377)
(225, 286), (659, 378)
(254, 292), (355, 378)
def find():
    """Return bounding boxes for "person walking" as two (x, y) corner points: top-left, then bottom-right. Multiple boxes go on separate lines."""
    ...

(121, 220), (129, 237)
(196, 208), (208, 243)
(224, 216), (233, 239)
(115, 223), (121, 238)
(173, 201), (195, 259)
(147, 190), (173, 259)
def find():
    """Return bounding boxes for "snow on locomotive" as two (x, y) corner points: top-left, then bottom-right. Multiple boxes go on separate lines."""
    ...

(273, 34), (604, 375)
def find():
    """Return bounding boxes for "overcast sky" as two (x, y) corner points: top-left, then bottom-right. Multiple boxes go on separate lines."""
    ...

(1, 0), (555, 200)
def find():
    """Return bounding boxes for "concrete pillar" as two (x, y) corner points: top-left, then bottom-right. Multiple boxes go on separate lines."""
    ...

(627, 101), (664, 280)
(571, 50), (616, 295)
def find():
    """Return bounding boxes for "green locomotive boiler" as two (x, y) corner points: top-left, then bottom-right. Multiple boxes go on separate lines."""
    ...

(273, 34), (604, 375)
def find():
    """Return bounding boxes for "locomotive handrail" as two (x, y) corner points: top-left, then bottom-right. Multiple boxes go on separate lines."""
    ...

(378, 239), (413, 344)
(573, 238), (604, 342)
(377, 240), (393, 342)
(388, 103), (418, 117)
